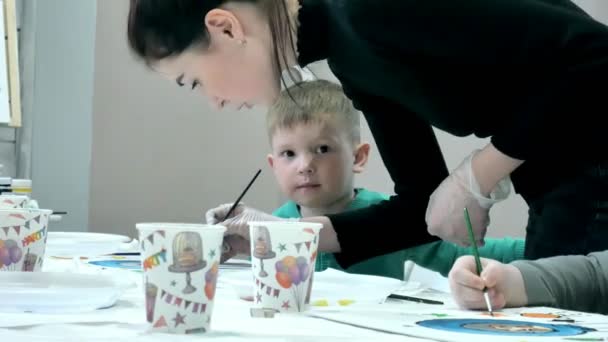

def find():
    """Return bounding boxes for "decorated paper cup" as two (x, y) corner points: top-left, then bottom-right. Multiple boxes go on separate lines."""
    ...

(0, 208), (52, 272)
(136, 223), (225, 334)
(0, 195), (30, 209)
(248, 221), (322, 313)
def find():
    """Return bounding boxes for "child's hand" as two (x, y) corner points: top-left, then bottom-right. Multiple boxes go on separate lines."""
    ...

(205, 203), (287, 262)
(220, 234), (250, 263)
(205, 203), (279, 239)
(448, 256), (527, 310)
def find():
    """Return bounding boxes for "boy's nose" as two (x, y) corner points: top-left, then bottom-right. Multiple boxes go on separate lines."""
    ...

(298, 166), (314, 174)
(297, 156), (315, 174)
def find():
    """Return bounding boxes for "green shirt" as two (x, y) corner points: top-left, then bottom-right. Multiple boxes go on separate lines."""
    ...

(273, 188), (525, 279)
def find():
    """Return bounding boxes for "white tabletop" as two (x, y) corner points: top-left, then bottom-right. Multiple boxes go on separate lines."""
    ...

(0, 257), (430, 342)
(2, 257), (607, 342)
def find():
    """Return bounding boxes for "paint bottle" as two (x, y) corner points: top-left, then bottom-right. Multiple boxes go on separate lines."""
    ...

(10, 179), (41, 210)
(11, 179), (32, 197)
(0, 177), (12, 194)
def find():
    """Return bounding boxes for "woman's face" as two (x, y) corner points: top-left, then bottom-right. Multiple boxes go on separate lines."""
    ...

(153, 7), (282, 110)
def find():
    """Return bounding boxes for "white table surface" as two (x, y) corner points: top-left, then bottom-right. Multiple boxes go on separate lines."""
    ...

(0, 257), (432, 342)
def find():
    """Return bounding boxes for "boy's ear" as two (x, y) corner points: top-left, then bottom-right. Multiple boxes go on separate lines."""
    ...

(353, 142), (370, 174)
(267, 153), (275, 169)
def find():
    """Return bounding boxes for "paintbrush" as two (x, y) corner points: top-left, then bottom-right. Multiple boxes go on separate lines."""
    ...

(220, 169), (262, 255)
(464, 207), (494, 316)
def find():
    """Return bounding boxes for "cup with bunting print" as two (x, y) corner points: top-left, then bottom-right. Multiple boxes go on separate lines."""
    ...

(136, 223), (225, 334)
(248, 221), (322, 313)
(0, 208), (52, 272)
(0, 195), (30, 209)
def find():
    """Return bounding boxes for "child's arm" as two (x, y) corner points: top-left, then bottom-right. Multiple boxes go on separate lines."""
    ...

(401, 238), (525, 277)
(450, 250), (608, 315)
(511, 250), (608, 314)
(475, 238), (525, 263)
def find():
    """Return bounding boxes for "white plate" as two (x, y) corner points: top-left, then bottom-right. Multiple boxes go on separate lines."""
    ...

(0, 272), (127, 313)
(46, 232), (134, 257)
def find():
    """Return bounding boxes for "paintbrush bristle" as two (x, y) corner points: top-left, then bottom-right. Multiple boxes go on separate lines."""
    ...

(483, 290), (494, 316)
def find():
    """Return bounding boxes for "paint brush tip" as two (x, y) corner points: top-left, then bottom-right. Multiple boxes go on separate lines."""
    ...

(483, 290), (493, 317)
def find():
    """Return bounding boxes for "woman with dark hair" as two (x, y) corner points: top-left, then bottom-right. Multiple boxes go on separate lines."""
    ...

(128, 0), (608, 268)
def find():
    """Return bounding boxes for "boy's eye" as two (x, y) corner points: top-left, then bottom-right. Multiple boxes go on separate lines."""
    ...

(316, 145), (330, 154)
(191, 80), (200, 90)
(280, 150), (295, 158)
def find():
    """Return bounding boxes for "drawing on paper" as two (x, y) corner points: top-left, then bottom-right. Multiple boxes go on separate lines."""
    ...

(416, 319), (595, 337)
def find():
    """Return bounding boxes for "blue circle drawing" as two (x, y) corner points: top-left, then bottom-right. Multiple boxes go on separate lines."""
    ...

(416, 319), (595, 337)
(88, 259), (142, 271)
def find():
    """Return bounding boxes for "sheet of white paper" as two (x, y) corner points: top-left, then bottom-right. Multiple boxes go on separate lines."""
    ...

(310, 268), (403, 305)
(388, 281), (455, 307)
(219, 268), (403, 306)
(308, 306), (608, 342)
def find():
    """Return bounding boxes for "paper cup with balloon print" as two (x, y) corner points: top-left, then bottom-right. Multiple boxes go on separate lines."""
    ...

(136, 223), (225, 334)
(0, 195), (29, 209)
(248, 221), (322, 313)
(0, 208), (52, 272)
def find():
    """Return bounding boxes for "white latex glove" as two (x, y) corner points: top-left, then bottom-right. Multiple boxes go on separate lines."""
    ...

(205, 203), (282, 238)
(425, 150), (511, 246)
(205, 203), (294, 262)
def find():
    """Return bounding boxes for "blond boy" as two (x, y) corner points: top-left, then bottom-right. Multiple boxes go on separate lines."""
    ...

(266, 80), (525, 279)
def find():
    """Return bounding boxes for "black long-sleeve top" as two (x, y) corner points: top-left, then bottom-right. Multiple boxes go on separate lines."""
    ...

(296, 0), (608, 267)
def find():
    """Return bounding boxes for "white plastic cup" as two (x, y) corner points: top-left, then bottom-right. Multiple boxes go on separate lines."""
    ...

(248, 221), (322, 313)
(0, 195), (30, 209)
(0, 208), (52, 272)
(136, 223), (225, 334)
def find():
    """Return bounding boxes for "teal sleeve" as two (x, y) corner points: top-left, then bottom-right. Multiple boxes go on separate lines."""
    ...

(477, 238), (526, 263)
(439, 238), (526, 265)
(402, 241), (455, 277)
(402, 238), (526, 277)
(272, 205), (295, 219)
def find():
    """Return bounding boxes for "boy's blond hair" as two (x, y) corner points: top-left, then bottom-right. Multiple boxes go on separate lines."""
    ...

(267, 80), (360, 142)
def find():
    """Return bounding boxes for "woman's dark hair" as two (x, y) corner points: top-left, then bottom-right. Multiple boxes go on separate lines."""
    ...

(127, 0), (299, 87)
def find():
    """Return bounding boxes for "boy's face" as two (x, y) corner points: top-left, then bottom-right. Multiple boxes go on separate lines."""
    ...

(268, 120), (359, 209)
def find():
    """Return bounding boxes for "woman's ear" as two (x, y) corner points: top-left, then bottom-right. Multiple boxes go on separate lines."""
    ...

(205, 8), (245, 44)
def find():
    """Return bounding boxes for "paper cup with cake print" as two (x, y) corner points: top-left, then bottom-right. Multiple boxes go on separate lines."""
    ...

(0, 195), (30, 209)
(137, 223), (225, 334)
(0, 208), (52, 272)
(248, 221), (322, 313)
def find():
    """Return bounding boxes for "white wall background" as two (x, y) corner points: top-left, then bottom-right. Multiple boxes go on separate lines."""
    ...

(21, 0), (608, 239)
(28, 0), (96, 231)
(0, 0), (25, 180)
(89, 0), (278, 237)
(573, 0), (608, 19)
